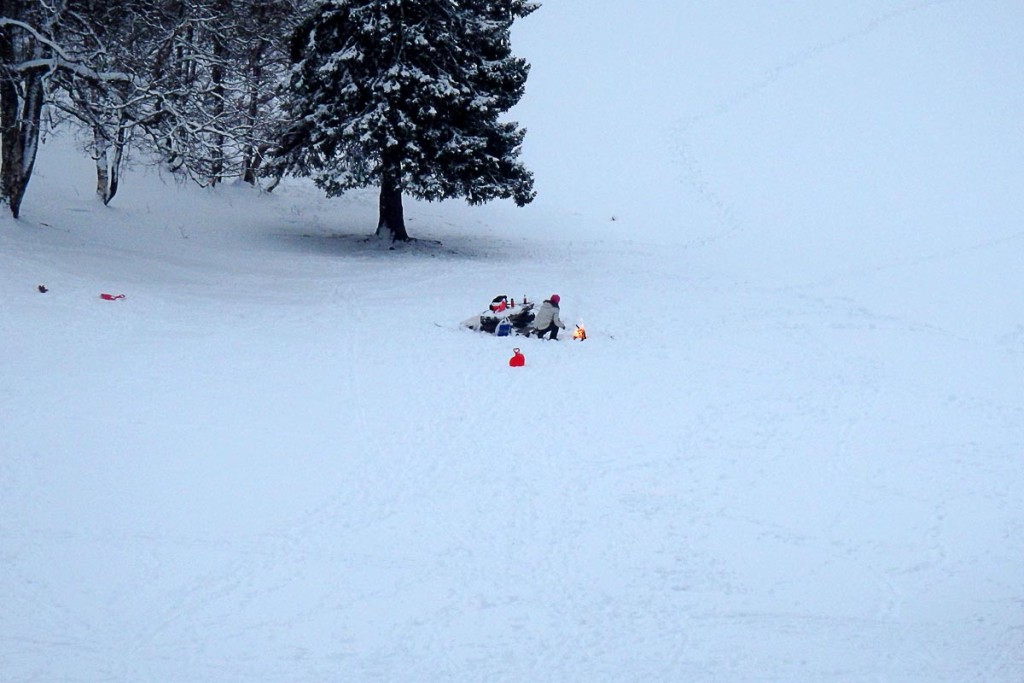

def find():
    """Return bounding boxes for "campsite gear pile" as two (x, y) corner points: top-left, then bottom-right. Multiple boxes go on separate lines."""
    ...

(462, 294), (586, 341)
(462, 295), (537, 336)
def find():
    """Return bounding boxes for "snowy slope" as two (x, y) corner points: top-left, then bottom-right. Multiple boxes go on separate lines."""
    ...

(3, 1), (1023, 681)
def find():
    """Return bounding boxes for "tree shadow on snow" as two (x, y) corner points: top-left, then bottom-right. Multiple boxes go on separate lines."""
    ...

(265, 225), (537, 263)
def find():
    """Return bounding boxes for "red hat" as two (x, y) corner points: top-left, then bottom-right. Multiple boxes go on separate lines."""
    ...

(550, 294), (560, 304)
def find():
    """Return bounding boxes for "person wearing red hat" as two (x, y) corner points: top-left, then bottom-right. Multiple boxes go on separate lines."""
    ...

(531, 294), (565, 339)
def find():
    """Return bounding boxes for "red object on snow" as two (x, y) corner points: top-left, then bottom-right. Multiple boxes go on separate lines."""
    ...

(489, 295), (508, 312)
(509, 348), (525, 367)
(100, 293), (126, 301)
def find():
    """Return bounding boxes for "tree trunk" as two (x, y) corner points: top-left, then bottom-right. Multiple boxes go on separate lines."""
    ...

(240, 85), (262, 185)
(209, 27), (226, 184)
(0, 21), (21, 216)
(241, 36), (266, 186)
(0, 73), (18, 214)
(94, 123), (125, 205)
(108, 126), (124, 203)
(241, 145), (260, 185)
(376, 158), (410, 241)
(1, 67), (44, 219)
(94, 126), (111, 202)
(242, 143), (269, 186)
(12, 74), (44, 218)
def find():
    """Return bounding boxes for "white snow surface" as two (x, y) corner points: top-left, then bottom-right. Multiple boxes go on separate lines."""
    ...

(2, 2), (1023, 681)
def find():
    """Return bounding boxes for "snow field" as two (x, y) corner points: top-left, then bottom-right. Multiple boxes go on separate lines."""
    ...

(3, 0), (1024, 679)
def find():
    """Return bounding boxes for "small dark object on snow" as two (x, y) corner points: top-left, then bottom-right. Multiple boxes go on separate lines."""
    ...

(37, 285), (48, 293)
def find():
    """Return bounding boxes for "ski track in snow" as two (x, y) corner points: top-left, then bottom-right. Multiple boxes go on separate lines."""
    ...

(667, 0), (964, 248)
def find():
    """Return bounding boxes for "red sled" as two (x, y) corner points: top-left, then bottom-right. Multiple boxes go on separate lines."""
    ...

(100, 293), (126, 301)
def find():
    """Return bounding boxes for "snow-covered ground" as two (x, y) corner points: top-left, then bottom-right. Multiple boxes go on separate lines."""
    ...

(2, 1), (1023, 681)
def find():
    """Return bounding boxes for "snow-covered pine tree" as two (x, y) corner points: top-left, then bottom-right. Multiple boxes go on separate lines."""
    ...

(273, 0), (538, 241)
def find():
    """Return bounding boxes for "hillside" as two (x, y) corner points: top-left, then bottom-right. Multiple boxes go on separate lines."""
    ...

(2, 1), (1023, 681)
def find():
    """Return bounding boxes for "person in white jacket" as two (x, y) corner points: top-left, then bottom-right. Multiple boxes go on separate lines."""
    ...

(532, 294), (566, 339)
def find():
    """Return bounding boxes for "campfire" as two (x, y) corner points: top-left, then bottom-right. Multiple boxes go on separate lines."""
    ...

(572, 324), (587, 341)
